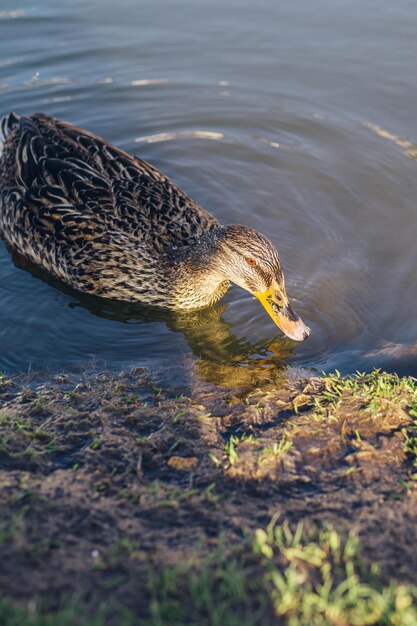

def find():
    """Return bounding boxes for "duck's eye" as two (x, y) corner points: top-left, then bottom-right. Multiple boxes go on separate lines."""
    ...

(245, 257), (257, 267)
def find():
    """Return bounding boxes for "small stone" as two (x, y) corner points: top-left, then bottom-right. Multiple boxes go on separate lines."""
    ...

(167, 456), (198, 471)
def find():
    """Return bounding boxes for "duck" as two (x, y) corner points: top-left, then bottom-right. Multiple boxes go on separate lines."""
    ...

(0, 112), (310, 341)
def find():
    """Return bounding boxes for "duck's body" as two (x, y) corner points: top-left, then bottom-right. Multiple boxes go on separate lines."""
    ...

(0, 112), (227, 308)
(0, 112), (309, 340)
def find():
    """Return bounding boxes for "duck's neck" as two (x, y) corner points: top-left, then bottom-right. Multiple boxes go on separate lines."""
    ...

(166, 227), (230, 310)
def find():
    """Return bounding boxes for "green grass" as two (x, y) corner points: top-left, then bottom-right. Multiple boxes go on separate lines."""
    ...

(146, 520), (417, 626)
(2, 520), (417, 626)
(311, 370), (417, 428)
(253, 520), (417, 626)
(223, 433), (254, 465)
(0, 598), (134, 626)
(0, 411), (61, 457)
(258, 436), (292, 465)
(322, 370), (417, 407)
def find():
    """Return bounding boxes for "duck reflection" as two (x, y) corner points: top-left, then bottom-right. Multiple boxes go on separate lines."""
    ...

(11, 247), (296, 391)
(70, 297), (294, 391)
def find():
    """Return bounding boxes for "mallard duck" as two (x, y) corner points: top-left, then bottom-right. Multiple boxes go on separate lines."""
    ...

(0, 112), (309, 341)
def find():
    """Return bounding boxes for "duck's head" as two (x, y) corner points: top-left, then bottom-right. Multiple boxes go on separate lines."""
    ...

(212, 224), (310, 341)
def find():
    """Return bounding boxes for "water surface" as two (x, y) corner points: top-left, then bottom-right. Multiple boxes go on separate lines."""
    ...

(1, 0), (417, 377)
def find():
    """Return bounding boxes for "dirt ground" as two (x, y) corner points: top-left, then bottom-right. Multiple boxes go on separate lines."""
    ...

(0, 365), (417, 624)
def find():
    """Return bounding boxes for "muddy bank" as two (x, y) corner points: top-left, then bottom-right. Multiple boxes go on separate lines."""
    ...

(0, 367), (417, 624)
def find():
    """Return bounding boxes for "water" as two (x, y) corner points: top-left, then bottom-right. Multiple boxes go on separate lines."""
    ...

(1, 0), (417, 377)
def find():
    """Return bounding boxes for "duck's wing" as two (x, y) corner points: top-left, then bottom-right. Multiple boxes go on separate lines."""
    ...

(0, 114), (108, 276)
(0, 113), (218, 253)
(0, 180), (109, 285)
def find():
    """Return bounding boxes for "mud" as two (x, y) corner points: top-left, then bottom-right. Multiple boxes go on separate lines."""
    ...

(0, 366), (416, 620)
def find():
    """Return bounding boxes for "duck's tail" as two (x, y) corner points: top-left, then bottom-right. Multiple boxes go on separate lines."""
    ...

(0, 112), (20, 157)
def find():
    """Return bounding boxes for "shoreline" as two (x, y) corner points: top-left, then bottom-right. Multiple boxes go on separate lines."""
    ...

(1, 366), (417, 624)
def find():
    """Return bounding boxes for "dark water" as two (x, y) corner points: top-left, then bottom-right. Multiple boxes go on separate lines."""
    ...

(1, 0), (417, 378)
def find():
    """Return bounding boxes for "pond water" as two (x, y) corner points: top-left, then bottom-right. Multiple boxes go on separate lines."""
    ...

(1, 0), (417, 378)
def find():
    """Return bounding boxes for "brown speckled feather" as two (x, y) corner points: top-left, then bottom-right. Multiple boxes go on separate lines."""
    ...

(0, 112), (220, 305)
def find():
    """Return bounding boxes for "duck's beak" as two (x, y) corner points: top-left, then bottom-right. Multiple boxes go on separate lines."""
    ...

(255, 280), (310, 342)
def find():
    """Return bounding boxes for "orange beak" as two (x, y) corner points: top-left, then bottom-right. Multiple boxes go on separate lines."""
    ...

(255, 280), (310, 342)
